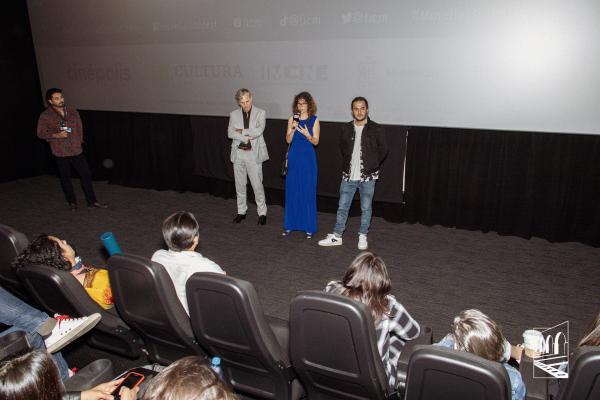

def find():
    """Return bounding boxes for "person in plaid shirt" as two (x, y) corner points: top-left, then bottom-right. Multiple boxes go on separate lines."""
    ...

(37, 88), (107, 210)
(324, 251), (421, 390)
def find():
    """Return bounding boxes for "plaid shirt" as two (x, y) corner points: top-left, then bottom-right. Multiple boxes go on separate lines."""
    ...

(325, 282), (420, 389)
(37, 106), (83, 157)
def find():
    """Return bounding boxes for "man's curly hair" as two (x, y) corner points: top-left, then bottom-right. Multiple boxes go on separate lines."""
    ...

(12, 234), (72, 271)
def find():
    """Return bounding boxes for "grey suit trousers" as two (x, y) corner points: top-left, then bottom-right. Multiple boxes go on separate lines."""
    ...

(234, 149), (267, 216)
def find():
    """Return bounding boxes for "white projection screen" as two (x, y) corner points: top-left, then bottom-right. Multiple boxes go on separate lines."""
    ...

(27, 0), (599, 134)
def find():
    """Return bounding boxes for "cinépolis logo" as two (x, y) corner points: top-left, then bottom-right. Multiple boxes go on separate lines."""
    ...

(67, 63), (131, 84)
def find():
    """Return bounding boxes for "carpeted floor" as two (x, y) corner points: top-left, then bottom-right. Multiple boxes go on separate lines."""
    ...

(1, 175), (598, 372)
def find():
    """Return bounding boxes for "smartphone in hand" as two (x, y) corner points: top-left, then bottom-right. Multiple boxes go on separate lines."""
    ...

(111, 371), (145, 400)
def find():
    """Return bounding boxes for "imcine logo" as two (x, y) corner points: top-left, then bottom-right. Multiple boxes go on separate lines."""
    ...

(260, 64), (328, 82)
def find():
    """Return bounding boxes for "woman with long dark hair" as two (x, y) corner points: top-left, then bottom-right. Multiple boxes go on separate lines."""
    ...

(283, 91), (320, 238)
(324, 251), (420, 389)
(0, 350), (137, 400)
(13, 234), (113, 309)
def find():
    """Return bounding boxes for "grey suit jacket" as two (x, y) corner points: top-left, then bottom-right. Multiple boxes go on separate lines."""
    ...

(227, 106), (269, 164)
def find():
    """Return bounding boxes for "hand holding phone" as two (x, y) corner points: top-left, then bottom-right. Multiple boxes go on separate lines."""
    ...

(111, 372), (145, 400)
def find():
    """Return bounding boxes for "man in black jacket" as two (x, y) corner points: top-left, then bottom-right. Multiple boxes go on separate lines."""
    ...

(318, 97), (388, 250)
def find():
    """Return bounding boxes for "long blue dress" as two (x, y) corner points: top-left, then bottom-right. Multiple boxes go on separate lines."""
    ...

(284, 115), (317, 234)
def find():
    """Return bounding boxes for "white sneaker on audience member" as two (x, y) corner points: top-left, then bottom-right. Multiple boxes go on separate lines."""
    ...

(45, 313), (101, 353)
(358, 234), (368, 250)
(318, 233), (343, 246)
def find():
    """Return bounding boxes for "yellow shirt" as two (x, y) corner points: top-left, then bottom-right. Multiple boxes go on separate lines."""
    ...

(82, 268), (114, 309)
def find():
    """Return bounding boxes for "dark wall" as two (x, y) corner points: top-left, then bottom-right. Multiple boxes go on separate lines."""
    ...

(0, 1), (51, 182)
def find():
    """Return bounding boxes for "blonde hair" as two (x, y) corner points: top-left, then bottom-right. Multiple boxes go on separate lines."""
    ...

(452, 309), (505, 362)
(143, 356), (238, 400)
(234, 88), (251, 101)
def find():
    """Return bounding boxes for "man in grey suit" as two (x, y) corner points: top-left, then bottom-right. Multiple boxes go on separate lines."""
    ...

(228, 88), (269, 225)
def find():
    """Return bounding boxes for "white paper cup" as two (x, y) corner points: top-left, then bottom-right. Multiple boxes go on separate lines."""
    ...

(523, 329), (544, 358)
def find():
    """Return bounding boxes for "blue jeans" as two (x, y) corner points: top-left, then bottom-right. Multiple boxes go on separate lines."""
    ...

(333, 179), (376, 236)
(0, 286), (69, 381)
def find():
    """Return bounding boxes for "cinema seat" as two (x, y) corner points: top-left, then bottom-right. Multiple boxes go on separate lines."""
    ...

(186, 273), (303, 400)
(0, 224), (31, 301)
(557, 346), (600, 400)
(16, 264), (141, 358)
(289, 291), (398, 400)
(107, 253), (207, 365)
(403, 345), (511, 400)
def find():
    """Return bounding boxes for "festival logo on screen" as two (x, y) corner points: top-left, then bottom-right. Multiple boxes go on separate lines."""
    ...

(279, 14), (320, 28)
(341, 11), (388, 25)
(171, 64), (243, 80)
(526, 321), (569, 379)
(233, 17), (263, 29)
(152, 18), (216, 32)
(67, 63), (131, 84)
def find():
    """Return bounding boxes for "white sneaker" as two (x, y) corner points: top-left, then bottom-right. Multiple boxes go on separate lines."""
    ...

(358, 234), (368, 250)
(318, 234), (343, 246)
(45, 313), (101, 353)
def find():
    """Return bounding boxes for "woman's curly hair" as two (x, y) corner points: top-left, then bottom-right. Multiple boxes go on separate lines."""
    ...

(12, 234), (71, 271)
(292, 91), (317, 117)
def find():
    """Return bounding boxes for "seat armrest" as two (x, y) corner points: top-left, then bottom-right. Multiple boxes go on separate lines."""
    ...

(64, 359), (114, 392)
(265, 315), (290, 357)
(520, 354), (548, 400)
(396, 326), (433, 384)
(0, 330), (30, 361)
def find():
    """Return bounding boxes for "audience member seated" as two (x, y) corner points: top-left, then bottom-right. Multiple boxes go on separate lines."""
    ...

(579, 309), (600, 347)
(12, 234), (114, 309)
(142, 355), (237, 400)
(151, 211), (225, 315)
(435, 309), (526, 400)
(0, 285), (100, 381)
(324, 251), (421, 390)
(0, 349), (138, 400)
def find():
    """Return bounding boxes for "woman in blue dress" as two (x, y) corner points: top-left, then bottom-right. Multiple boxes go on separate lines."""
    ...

(283, 92), (320, 238)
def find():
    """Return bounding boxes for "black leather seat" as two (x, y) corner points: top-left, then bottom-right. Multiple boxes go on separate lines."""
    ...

(557, 346), (600, 400)
(107, 253), (207, 365)
(289, 291), (396, 400)
(403, 345), (511, 400)
(16, 264), (142, 358)
(0, 330), (30, 361)
(0, 224), (31, 300)
(186, 272), (302, 400)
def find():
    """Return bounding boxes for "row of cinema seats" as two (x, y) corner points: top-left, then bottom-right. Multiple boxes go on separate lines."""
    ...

(1, 224), (599, 400)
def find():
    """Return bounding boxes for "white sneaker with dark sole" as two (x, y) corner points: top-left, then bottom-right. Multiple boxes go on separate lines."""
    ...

(318, 234), (343, 246)
(45, 313), (101, 353)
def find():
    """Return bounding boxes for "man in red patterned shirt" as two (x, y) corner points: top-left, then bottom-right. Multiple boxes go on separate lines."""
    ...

(37, 88), (107, 210)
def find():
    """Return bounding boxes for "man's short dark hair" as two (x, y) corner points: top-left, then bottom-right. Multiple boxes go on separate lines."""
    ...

(161, 211), (199, 252)
(45, 88), (62, 103)
(351, 96), (369, 109)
